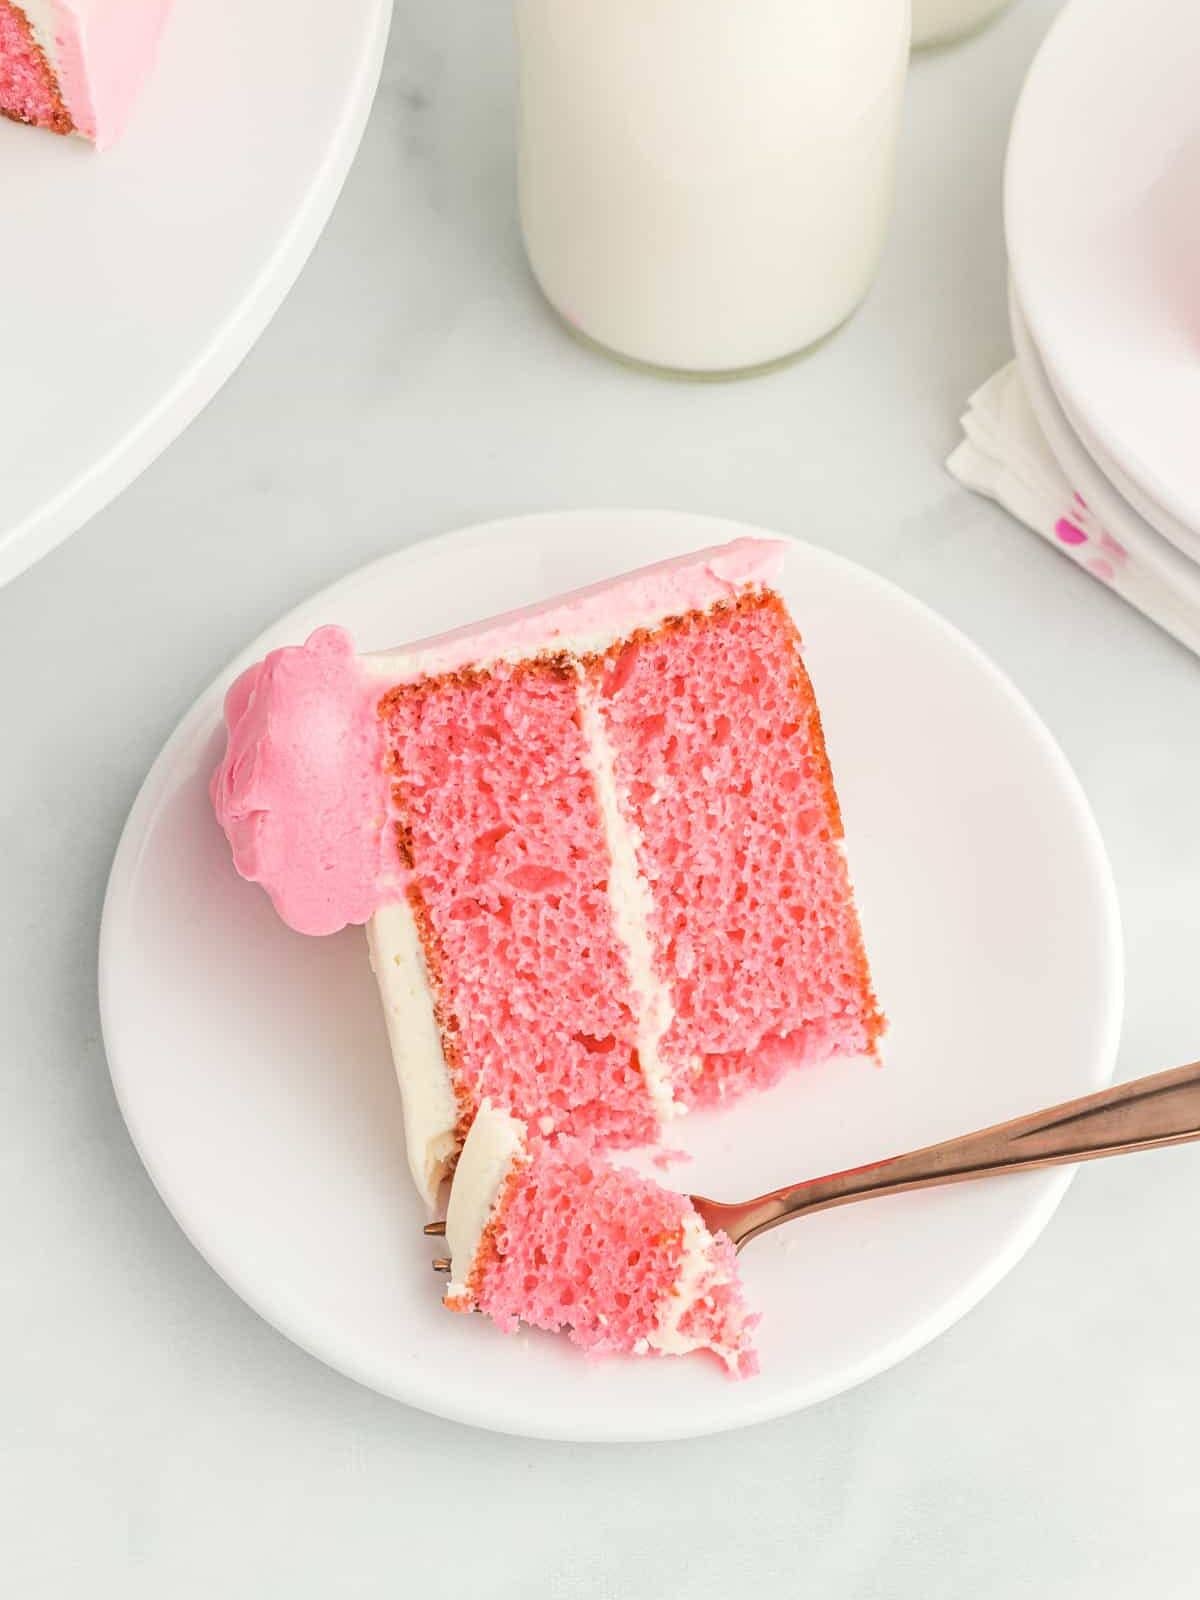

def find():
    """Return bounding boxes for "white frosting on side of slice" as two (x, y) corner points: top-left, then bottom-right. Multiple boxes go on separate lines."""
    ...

(366, 901), (459, 1207)
(445, 1100), (527, 1301)
(576, 675), (679, 1125)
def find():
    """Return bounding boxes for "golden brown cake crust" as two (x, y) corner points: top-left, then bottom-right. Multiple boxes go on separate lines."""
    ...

(2, 3), (75, 135)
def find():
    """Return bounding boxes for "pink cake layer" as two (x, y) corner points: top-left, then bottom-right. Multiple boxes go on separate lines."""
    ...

(381, 658), (659, 1151)
(592, 590), (883, 1100)
(0, 2), (70, 132)
(449, 1136), (759, 1377)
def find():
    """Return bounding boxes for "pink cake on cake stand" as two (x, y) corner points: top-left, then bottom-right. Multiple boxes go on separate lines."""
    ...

(0, 0), (172, 147)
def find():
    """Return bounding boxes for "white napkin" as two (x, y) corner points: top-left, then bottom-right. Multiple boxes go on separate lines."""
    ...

(948, 363), (1200, 658)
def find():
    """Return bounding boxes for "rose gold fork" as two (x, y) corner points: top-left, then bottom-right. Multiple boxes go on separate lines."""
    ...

(424, 1060), (1200, 1264)
(688, 1058), (1200, 1250)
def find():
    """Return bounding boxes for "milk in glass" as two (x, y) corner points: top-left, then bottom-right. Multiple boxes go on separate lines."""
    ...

(515, 0), (911, 374)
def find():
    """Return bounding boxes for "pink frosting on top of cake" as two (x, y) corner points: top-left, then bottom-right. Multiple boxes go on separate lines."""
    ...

(0, 1), (68, 132)
(210, 626), (397, 937)
(51, 0), (172, 147)
(366, 538), (786, 683)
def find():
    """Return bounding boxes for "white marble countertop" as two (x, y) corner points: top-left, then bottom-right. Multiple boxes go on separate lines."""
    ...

(5, 2), (1199, 1594)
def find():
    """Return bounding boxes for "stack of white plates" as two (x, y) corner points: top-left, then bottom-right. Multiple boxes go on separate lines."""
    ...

(1005, 0), (1200, 587)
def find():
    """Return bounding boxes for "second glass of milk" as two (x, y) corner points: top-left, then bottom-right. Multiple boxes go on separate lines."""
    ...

(515, 0), (912, 377)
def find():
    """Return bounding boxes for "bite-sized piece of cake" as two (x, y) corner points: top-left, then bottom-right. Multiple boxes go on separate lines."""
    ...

(0, 0), (172, 146)
(444, 1101), (759, 1377)
(211, 539), (884, 1204)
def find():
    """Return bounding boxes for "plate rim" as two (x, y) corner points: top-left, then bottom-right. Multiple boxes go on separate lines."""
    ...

(98, 509), (1125, 1441)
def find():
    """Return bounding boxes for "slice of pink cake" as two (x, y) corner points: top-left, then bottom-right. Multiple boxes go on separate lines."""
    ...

(444, 1101), (759, 1377)
(211, 538), (884, 1204)
(0, 1), (171, 146)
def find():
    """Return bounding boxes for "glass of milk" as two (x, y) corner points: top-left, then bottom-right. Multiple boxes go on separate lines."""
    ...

(514, 0), (912, 377)
(912, 0), (1013, 48)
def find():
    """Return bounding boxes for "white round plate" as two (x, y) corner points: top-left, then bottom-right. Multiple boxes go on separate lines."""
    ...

(1006, 0), (1200, 541)
(100, 511), (1123, 1442)
(1008, 284), (1200, 608)
(0, 0), (391, 588)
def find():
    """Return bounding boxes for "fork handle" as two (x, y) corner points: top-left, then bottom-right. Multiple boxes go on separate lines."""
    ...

(709, 1059), (1200, 1249)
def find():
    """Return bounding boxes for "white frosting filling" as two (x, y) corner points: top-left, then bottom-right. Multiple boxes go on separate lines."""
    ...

(18, 0), (59, 67)
(576, 674), (679, 1123)
(444, 1100), (526, 1300)
(646, 1211), (724, 1358)
(366, 901), (459, 1206)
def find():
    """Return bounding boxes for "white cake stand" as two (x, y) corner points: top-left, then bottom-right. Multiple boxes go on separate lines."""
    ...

(0, 0), (392, 588)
